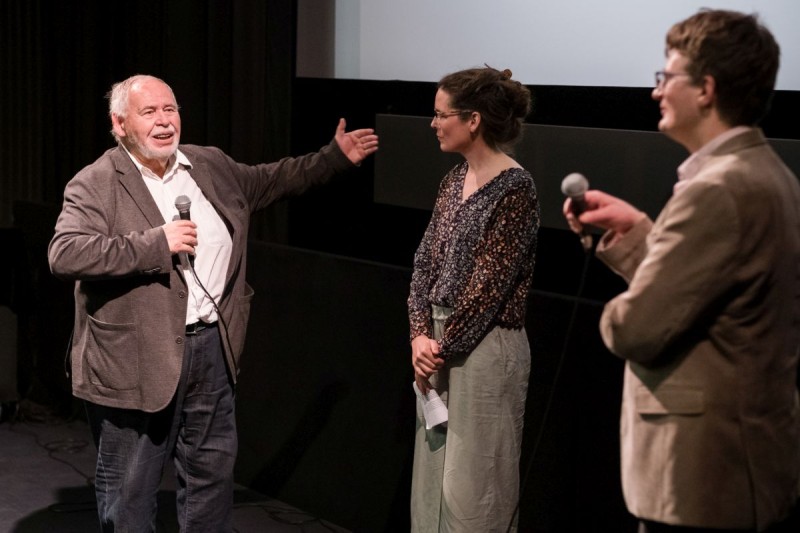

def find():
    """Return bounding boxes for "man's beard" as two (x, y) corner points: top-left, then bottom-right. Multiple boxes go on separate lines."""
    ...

(126, 134), (179, 162)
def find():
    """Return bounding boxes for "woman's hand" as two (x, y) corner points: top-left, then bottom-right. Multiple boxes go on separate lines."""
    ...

(411, 334), (444, 394)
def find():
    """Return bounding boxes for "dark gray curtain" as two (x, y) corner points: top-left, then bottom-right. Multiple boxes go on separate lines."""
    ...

(0, 0), (295, 241)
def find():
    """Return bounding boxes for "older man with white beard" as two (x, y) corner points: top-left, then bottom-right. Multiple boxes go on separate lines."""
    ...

(48, 74), (378, 532)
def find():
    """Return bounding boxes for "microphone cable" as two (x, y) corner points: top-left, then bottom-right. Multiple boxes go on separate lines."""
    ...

(506, 237), (594, 533)
(174, 195), (237, 376)
(185, 258), (238, 378)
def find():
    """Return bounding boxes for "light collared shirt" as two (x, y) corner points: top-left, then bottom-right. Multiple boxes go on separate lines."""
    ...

(121, 145), (233, 326)
(674, 126), (753, 194)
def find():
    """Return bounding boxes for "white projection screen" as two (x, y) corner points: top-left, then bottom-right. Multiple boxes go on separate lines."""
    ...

(297, 0), (799, 90)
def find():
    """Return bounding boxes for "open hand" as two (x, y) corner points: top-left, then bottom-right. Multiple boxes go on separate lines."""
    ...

(334, 118), (379, 164)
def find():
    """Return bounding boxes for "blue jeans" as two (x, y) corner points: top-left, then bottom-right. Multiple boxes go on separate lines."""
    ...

(85, 325), (237, 532)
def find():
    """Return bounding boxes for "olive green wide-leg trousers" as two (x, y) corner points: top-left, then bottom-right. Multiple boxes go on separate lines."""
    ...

(411, 305), (531, 533)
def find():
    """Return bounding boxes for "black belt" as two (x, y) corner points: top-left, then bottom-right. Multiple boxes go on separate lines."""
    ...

(185, 320), (217, 336)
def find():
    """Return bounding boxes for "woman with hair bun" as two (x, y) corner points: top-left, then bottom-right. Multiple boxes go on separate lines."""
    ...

(408, 66), (540, 531)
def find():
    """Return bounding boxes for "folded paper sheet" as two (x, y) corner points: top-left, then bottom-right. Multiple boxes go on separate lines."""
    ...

(413, 381), (448, 429)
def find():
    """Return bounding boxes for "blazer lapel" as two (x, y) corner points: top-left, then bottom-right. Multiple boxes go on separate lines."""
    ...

(184, 153), (242, 286)
(111, 148), (167, 228)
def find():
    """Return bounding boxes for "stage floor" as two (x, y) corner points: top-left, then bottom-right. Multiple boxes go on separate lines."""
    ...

(0, 402), (350, 533)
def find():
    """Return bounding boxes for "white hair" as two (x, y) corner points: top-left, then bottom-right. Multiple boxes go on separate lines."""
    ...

(106, 74), (176, 142)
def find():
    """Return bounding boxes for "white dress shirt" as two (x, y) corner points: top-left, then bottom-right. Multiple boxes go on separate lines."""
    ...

(123, 146), (233, 325)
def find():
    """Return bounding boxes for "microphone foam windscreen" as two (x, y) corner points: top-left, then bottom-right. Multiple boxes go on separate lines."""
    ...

(561, 173), (589, 197)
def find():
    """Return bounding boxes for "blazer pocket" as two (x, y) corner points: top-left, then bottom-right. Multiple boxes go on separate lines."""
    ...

(86, 315), (139, 391)
(635, 385), (705, 415)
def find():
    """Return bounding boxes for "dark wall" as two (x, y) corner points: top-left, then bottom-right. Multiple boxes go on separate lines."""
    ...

(235, 240), (635, 532)
(0, 0), (297, 241)
(235, 243), (415, 531)
(285, 78), (800, 268)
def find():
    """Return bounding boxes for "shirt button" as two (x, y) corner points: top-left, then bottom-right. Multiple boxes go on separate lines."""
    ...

(178, 291), (187, 299)
(176, 337), (184, 345)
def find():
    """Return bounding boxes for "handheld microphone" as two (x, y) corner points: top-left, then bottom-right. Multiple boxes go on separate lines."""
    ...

(175, 195), (191, 220)
(561, 173), (592, 252)
(174, 195), (194, 267)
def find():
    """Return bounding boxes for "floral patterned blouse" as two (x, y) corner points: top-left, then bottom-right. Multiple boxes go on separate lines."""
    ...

(408, 161), (540, 360)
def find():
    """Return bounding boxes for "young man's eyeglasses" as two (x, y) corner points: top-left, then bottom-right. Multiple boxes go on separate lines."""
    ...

(654, 71), (692, 88)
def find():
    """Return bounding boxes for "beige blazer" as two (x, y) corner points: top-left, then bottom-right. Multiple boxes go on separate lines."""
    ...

(48, 141), (352, 413)
(597, 128), (800, 530)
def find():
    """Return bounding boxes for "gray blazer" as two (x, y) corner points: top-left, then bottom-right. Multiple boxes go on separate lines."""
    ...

(597, 128), (800, 530)
(48, 141), (352, 413)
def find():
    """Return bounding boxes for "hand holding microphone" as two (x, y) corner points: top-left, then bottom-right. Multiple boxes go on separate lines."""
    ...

(561, 173), (593, 251)
(561, 174), (647, 247)
(163, 195), (197, 267)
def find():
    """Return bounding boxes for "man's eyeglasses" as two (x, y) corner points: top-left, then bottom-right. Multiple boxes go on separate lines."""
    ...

(654, 71), (691, 88)
(433, 110), (471, 122)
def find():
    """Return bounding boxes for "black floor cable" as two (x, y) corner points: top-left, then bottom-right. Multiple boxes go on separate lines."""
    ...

(7, 414), (98, 516)
(8, 415), (94, 488)
(506, 244), (594, 533)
